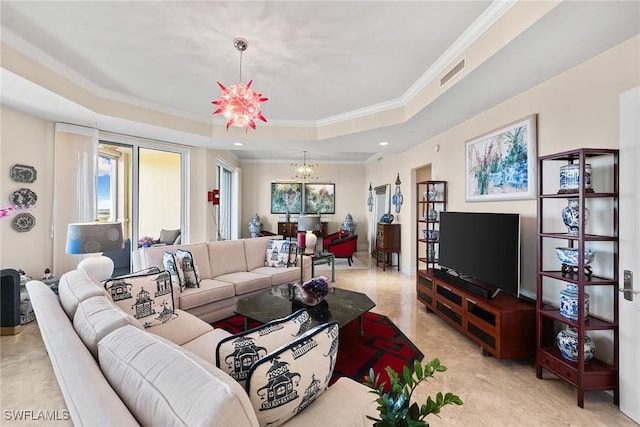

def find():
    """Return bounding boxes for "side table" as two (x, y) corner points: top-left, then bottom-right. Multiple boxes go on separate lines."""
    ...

(310, 253), (335, 282)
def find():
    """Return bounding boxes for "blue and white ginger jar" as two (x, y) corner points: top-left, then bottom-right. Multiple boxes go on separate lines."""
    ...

(559, 283), (589, 321)
(556, 327), (595, 362)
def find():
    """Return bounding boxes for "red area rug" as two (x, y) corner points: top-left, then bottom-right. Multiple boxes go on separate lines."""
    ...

(212, 312), (424, 386)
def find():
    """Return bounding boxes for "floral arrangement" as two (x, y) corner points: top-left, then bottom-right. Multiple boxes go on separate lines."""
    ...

(139, 236), (155, 247)
(1, 204), (20, 220)
(293, 276), (330, 306)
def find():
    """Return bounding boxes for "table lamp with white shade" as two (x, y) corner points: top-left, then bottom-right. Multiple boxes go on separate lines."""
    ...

(297, 215), (321, 255)
(65, 222), (124, 281)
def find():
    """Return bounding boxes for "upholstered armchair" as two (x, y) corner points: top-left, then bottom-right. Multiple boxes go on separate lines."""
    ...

(327, 234), (358, 266)
(322, 231), (349, 252)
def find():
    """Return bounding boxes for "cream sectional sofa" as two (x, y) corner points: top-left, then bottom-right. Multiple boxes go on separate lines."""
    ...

(133, 236), (312, 323)
(27, 269), (375, 426)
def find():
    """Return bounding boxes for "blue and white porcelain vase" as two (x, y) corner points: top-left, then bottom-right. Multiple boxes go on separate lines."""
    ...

(556, 327), (595, 362)
(427, 243), (436, 262)
(248, 213), (262, 238)
(561, 198), (589, 235)
(341, 213), (356, 235)
(559, 163), (592, 193)
(559, 283), (589, 321)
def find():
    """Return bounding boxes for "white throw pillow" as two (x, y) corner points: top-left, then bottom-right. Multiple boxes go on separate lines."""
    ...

(246, 322), (339, 427)
(104, 270), (177, 329)
(175, 248), (201, 288)
(216, 309), (311, 386)
(265, 239), (298, 268)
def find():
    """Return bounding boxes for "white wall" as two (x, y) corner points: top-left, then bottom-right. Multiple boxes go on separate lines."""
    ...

(240, 160), (367, 249)
(366, 34), (640, 298)
(0, 106), (54, 277)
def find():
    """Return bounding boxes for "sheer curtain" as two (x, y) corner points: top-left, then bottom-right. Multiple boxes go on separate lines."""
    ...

(52, 123), (98, 275)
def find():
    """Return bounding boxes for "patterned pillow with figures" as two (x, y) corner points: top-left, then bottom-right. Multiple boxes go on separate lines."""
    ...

(265, 239), (297, 268)
(174, 249), (201, 288)
(245, 321), (339, 427)
(163, 252), (184, 291)
(104, 270), (177, 329)
(215, 309), (311, 387)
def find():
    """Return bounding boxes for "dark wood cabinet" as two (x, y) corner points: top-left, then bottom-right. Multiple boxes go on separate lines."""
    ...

(535, 148), (619, 408)
(431, 274), (535, 359)
(373, 223), (400, 271)
(277, 221), (328, 239)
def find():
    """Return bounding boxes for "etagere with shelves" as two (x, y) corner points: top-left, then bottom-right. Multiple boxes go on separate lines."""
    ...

(535, 148), (619, 408)
(416, 180), (447, 310)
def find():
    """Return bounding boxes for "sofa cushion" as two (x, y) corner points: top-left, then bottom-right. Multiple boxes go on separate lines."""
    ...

(244, 236), (276, 271)
(147, 308), (213, 346)
(182, 328), (233, 365)
(178, 278), (236, 310)
(215, 272), (272, 296)
(175, 248), (201, 288)
(251, 266), (303, 287)
(104, 270), (177, 329)
(246, 322), (340, 427)
(73, 295), (142, 358)
(215, 309), (312, 385)
(99, 325), (260, 427)
(208, 240), (248, 277)
(58, 269), (108, 319)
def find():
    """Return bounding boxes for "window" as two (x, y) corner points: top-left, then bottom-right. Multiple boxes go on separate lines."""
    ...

(217, 162), (235, 240)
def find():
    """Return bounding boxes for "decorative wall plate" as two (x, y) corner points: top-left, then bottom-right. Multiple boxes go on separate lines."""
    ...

(9, 188), (37, 208)
(12, 213), (35, 232)
(10, 164), (37, 183)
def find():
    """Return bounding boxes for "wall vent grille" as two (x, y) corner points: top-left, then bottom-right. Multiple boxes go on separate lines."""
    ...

(440, 58), (466, 87)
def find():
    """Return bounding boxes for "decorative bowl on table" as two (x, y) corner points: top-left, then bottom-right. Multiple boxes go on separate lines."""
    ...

(291, 276), (331, 306)
(554, 247), (595, 266)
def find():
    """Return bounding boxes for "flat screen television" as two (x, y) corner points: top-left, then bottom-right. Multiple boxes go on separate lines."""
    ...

(438, 212), (520, 299)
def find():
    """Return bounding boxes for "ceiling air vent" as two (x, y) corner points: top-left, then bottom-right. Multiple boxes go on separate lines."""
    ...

(440, 58), (466, 87)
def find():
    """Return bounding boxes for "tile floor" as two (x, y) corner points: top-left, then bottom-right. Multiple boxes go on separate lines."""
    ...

(1, 253), (635, 426)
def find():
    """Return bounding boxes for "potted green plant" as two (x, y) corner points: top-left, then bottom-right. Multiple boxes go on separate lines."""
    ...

(363, 358), (463, 427)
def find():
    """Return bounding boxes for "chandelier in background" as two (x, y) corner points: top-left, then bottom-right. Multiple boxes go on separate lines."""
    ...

(291, 151), (318, 181)
(212, 38), (268, 131)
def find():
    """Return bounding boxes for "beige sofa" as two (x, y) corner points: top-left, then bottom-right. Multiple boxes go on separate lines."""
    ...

(133, 236), (312, 323)
(27, 269), (375, 426)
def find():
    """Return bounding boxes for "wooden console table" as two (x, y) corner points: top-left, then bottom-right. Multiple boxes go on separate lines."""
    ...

(277, 221), (328, 239)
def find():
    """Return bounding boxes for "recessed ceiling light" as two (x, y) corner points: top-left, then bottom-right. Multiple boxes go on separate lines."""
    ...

(233, 142), (243, 146)
(379, 141), (388, 146)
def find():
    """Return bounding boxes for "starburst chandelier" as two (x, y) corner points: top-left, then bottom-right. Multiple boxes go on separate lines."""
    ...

(291, 151), (318, 181)
(212, 38), (268, 131)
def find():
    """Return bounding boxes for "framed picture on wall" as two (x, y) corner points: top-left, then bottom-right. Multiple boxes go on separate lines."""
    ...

(304, 183), (335, 214)
(465, 114), (537, 201)
(271, 182), (302, 214)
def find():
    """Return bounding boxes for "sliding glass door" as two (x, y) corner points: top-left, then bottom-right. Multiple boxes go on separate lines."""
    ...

(98, 139), (186, 275)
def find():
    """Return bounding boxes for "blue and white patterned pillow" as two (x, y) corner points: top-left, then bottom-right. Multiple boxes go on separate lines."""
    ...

(245, 322), (339, 426)
(265, 239), (298, 268)
(162, 252), (184, 290)
(174, 249), (201, 288)
(215, 309), (311, 387)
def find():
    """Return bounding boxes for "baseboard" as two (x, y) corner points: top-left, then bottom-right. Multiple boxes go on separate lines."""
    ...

(0, 325), (22, 335)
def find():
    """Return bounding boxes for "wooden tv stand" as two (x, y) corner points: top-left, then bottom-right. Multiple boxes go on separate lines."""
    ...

(416, 269), (535, 359)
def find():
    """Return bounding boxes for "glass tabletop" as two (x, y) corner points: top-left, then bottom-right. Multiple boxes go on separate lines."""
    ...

(235, 283), (375, 329)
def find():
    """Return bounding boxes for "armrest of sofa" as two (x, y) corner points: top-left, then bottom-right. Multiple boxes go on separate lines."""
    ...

(27, 281), (139, 426)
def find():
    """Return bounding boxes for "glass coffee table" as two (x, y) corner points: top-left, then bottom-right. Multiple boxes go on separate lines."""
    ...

(235, 284), (375, 336)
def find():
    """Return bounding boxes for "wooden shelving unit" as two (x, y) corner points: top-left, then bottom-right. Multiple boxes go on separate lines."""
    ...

(535, 148), (619, 408)
(416, 180), (447, 310)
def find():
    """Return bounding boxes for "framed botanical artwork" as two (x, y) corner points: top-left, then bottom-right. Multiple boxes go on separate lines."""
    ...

(304, 183), (335, 214)
(466, 114), (537, 201)
(271, 182), (302, 214)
